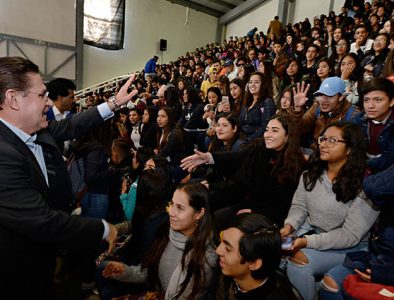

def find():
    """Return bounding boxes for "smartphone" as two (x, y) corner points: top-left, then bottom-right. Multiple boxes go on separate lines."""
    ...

(281, 236), (295, 250)
(222, 96), (229, 105)
(204, 104), (214, 112)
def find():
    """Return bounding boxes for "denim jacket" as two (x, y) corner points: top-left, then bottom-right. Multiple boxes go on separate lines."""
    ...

(239, 98), (275, 142)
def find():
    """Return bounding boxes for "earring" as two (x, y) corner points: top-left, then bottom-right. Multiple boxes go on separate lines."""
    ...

(195, 218), (199, 226)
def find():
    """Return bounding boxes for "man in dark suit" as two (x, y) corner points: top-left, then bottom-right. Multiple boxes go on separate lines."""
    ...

(0, 56), (137, 299)
(46, 78), (76, 121)
(46, 78), (76, 156)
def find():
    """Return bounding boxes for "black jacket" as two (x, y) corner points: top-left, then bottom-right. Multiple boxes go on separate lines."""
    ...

(211, 141), (300, 226)
(0, 107), (105, 299)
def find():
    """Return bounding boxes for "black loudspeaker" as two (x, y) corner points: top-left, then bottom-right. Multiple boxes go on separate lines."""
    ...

(160, 39), (167, 51)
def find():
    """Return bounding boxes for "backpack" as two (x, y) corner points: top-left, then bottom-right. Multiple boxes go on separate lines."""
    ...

(67, 154), (88, 204)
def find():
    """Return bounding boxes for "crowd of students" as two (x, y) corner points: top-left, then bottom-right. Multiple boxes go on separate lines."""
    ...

(49, 1), (394, 299)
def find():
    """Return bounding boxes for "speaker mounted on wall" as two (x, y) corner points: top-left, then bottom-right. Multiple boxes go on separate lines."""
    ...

(160, 39), (167, 51)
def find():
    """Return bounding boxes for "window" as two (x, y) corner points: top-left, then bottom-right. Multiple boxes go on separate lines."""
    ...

(84, 0), (125, 50)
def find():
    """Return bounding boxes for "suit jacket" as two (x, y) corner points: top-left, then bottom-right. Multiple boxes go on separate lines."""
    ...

(45, 106), (72, 154)
(0, 107), (106, 299)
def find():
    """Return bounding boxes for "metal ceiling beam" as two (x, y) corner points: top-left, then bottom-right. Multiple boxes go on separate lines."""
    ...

(278, 0), (289, 25)
(76, 0), (84, 89)
(206, 0), (236, 10)
(219, 0), (267, 24)
(167, 0), (223, 17)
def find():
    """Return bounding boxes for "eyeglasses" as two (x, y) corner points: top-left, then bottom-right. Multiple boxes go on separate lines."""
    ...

(236, 63), (245, 67)
(318, 135), (346, 147)
(26, 90), (49, 99)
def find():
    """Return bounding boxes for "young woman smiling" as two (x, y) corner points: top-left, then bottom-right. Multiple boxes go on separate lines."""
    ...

(239, 72), (276, 142)
(209, 113), (245, 153)
(281, 122), (379, 300)
(101, 183), (218, 300)
(181, 114), (306, 229)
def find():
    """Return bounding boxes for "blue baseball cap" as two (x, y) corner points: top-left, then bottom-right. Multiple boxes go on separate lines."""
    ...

(314, 77), (345, 96)
(224, 59), (234, 66)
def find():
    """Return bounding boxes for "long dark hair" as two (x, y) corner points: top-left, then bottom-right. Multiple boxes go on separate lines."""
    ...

(269, 113), (306, 186)
(206, 86), (222, 105)
(157, 106), (176, 150)
(229, 78), (245, 116)
(209, 113), (241, 152)
(303, 122), (367, 203)
(311, 57), (335, 91)
(282, 57), (303, 87)
(133, 168), (170, 221)
(336, 52), (363, 82)
(144, 106), (158, 125)
(142, 183), (215, 300)
(243, 71), (273, 107)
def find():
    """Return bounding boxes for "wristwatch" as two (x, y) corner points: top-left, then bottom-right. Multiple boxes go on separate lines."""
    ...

(109, 96), (120, 110)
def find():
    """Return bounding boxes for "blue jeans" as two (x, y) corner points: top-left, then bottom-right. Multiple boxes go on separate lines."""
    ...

(286, 243), (367, 300)
(81, 192), (109, 219)
(320, 265), (355, 300)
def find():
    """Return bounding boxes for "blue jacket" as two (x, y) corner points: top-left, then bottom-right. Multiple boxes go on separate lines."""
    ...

(144, 58), (157, 74)
(363, 164), (394, 285)
(352, 110), (394, 172)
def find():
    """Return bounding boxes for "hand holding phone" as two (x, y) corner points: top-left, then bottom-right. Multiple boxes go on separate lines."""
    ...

(281, 235), (295, 250)
(222, 96), (229, 105)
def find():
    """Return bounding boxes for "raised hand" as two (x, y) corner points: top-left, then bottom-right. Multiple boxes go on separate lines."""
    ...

(341, 64), (354, 80)
(180, 149), (212, 172)
(218, 101), (231, 113)
(293, 81), (310, 111)
(115, 74), (139, 106)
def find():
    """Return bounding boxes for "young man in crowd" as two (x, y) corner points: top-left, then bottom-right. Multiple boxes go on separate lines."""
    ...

(352, 77), (394, 172)
(200, 66), (220, 98)
(216, 213), (297, 299)
(350, 24), (374, 61)
(46, 78), (76, 121)
(304, 45), (319, 80)
(224, 58), (238, 81)
(193, 63), (205, 89)
(271, 40), (289, 79)
(144, 55), (158, 79)
(289, 77), (359, 148)
(46, 78), (77, 155)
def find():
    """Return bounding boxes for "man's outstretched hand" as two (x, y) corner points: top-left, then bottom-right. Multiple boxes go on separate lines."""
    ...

(180, 149), (212, 172)
(115, 74), (139, 106)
